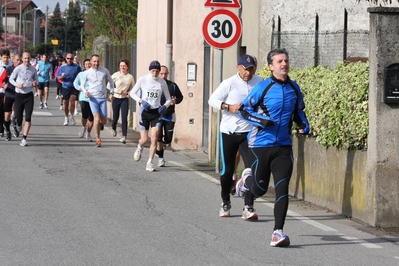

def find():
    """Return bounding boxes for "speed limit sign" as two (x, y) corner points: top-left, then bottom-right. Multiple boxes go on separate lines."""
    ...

(202, 9), (242, 49)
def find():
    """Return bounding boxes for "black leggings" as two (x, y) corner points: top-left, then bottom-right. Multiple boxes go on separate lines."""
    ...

(111, 98), (129, 137)
(246, 146), (293, 230)
(80, 101), (94, 121)
(157, 120), (175, 144)
(15, 92), (34, 126)
(220, 132), (255, 205)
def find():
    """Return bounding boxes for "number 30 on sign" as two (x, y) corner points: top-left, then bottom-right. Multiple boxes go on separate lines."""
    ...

(202, 9), (242, 49)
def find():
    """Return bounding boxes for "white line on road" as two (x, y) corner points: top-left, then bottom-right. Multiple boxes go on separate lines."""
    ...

(169, 160), (384, 250)
(33, 111), (53, 116)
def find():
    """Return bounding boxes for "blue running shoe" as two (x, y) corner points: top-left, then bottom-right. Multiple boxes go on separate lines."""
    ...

(270, 229), (290, 247)
(236, 168), (251, 198)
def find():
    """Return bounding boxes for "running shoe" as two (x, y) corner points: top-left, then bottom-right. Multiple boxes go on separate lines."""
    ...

(74, 109), (79, 115)
(78, 126), (86, 138)
(55, 95), (59, 100)
(146, 162), (155, 172)
(5, 131), (11, 141)
(39, 102), (43, 109)
(69, 115), (76, 125)
(119, 136), (126, 144)
(34, 92), (38, 97)
(13, 125), (20, 138)
(100, 123), (104, 131)
(0, 132), (3, 137)
(60, 105), (63, 110)
(63, 117), (69, 126)
(219, 202), (231, 217)
(43, 102), (48, 109)
(236, 168), (251, 198)
(95, 138), (102, 147)
(270, 229), (290, 247)
(86, 132), (92, 142)
(112, 129), (117, 137)
(20, 138), (27, 146)
(158, 158), (165, 167)
(134, 147), (142, 161)
(242, 206), (258, 220)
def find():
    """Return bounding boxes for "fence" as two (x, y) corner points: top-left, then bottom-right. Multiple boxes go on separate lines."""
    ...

(271, 29), (369, 68)
(103, 40), (137, 119)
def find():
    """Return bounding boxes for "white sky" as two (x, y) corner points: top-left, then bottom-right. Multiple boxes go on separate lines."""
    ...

(32, 0), (67, 14)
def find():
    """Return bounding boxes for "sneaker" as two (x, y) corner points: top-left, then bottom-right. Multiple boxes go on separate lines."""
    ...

(60, 105), (63, 110)
(86, 132), (92, 142)
(74, 109), (79, 115)
(78, 126), (86, 138)
(119, 136), (126, 144)
(158, 158), (165, 167)
(34, 92), (38, 97)
(134, 147), (142, 161)
(112, 129), (117, 137)
(0, 132), (4, 137)
(236, 168), (251, 198)
(242, 206), (258, 220)
(20, 138), (27, 146)
(63, 117), (69, 126)
(43, 102), (48, 109)
(13, 125), (20, 138)
(69, 115), (76, 125)
(5, 131), (11, 141)
(100, 123), (104, 131)
(55, 95), (59, 100)
(96, 139), (102, 147)
(39, 102), (43, 109)
(146, 162), (155, 172)
(270, 230), (290, 247)
(219, 202), (231, 217)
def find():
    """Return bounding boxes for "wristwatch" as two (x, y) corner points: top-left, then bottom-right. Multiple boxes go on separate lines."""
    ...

(224, 103), (229, 111)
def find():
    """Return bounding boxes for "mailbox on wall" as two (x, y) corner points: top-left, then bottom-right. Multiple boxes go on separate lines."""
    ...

(384, 63), (399, 103)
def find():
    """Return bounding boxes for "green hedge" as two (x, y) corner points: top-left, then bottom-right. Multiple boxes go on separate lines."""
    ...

(257, 62), (369, 150)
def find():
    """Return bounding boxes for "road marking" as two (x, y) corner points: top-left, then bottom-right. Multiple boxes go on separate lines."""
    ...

(33, 111), (53, 116)
(170, 160), (385, 250)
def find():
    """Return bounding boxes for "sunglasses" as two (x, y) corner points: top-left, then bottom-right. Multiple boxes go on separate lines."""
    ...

(66, 58), (73, 59)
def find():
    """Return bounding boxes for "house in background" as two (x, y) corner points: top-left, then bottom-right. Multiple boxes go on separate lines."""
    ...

(1, 0), (44, 47)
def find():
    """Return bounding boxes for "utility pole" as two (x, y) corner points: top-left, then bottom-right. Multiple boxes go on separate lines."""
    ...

(44, 5), (48, 44)
(18, 0), (22, 52)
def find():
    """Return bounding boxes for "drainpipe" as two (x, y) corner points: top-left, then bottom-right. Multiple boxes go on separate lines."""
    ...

(165, 0), (173, 71)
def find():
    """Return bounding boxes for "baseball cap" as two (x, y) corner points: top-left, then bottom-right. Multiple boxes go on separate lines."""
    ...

(149, 60), (161, 71)
(237, 54), (256, 69)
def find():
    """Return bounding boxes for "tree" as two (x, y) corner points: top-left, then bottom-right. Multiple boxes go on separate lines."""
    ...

(82, 0), (137, 45)
(0, 34), (28, 53)
(64, 1), (85, 53)
(47, 3), (65, 53)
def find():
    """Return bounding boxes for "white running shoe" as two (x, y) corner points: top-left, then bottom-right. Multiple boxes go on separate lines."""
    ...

(219, 202), (231, 217)
(242, 206), (258, 220)
(39, 102), (43, 109)
(78, 126), (86, 138)
(119, 136), (126, 144)
(55, 95), (59, 100)
(34, 92), (38, 97)
(63, 117), (69, 126)
(43, 102), (48, 109)
(146, 162), (155, 172)
(74, 109), (79, 115)
(134, 147), (142, 161)
(158, 158), (165, 167)
(236, 168), (251, 198)
(20, 138), (27, 146)
(60, 105), (63, 110)
(270, 229), (290, 247)
(86, 132), (92, 142)
(69, 115), (76, 125)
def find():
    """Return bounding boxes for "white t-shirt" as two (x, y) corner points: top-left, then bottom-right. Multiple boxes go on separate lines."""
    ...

(208, 73), (263, 134)
(130, 73), (171, 108)
(82, 66), (114, 98)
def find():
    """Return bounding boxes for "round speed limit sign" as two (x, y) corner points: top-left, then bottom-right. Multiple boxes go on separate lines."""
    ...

(202, 9), (242, 49)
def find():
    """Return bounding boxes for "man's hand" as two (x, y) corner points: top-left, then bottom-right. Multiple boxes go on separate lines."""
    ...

(158, 105), (167, 115)
(141, 100), (151, 110)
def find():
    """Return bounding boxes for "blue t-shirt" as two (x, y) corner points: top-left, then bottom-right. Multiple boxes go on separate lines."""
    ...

(57, 63), (82, 89)
(37, 61), (52, 83)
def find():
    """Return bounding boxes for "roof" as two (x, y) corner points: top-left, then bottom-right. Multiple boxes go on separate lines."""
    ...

(1, 0), (44, 17)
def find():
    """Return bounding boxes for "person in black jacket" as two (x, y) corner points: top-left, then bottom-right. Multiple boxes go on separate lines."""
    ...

(155, 65), (184, 167)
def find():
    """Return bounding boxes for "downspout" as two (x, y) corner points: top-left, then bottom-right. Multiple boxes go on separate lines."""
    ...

(166, 0), (173, 72)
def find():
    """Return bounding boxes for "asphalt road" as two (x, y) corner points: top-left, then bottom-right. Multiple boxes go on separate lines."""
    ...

(0, 84), (398, 265)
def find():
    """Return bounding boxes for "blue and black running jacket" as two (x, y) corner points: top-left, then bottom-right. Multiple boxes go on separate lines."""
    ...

(238, 76), (309, 148)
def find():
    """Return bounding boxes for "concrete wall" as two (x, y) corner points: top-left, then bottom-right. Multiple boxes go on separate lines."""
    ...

(291, 137), (369, 223)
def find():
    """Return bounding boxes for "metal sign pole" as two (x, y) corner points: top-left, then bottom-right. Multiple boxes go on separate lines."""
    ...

(215, 49), (223, 173)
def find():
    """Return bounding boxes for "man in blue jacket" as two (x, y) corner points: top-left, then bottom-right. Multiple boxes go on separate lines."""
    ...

(237, 48), (309, 247)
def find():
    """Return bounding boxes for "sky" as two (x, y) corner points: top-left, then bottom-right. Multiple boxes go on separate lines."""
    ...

(32, 0), (67, 14)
